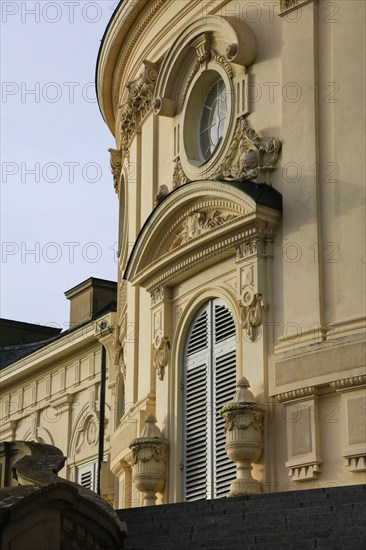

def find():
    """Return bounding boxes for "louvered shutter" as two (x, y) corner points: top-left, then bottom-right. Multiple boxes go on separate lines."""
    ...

(76, 460), (98, 492)
(184, 309), (209, 501)
(213, 303), (237, 498)
(183, 300), (237, 501)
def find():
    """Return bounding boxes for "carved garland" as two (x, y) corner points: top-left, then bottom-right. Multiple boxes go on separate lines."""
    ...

(211, 116), (282, 182)
(223, 409), (264, 432)
(131, 443), (167, 465)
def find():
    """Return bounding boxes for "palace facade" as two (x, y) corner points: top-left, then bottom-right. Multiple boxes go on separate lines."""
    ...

(96, 0), (366, 508)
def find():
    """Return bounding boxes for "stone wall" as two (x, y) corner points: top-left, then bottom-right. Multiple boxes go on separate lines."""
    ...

(118, 485), (366, 550)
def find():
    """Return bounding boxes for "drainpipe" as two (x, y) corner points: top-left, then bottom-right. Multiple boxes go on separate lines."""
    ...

(97, 344), (106, 495)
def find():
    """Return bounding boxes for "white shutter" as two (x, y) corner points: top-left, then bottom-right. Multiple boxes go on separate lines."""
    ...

(213, 303), (237, 498)
(183, 299), (237, 501)
(77, 460), (98, 492)
(214, 350), (237, 498)
(184, 308), (209, 501)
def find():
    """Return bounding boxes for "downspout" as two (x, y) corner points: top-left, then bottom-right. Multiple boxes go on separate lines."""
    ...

(97, 344), (106, 495)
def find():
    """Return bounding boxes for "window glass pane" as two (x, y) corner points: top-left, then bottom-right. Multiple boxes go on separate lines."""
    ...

(199, 79), (227, 161)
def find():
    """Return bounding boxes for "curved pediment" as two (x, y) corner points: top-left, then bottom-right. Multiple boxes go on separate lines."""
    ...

(124, 180), (282, 291)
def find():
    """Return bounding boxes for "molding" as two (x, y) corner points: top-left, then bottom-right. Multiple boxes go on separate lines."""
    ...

(276, 386), (315, 403)
(344, 455), (366, 473)
(124, 180), (281, 291)
(330, 375), (366, 391)
(113, 0), (166, 118)
(286, 462), (321, 481)
(279, 0), (315, 16)
(273, 337), (366, 393)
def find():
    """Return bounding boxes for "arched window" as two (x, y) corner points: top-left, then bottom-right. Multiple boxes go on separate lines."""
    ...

(183, 298), (237, 500)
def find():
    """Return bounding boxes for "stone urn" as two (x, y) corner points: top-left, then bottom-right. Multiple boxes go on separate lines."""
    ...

(220, 377), (264, 496)
(129, 413), (168, 506)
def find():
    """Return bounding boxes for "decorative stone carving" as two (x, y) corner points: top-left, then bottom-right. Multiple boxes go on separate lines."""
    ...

(280, 0), (314, 15)
(129, 414), (168, 506)
(170, 210), (237, 250)
(151, 287), (173, 305)
(345, 456), (366, 472)
(221, 378), (264, 496)
(239, 293), (266, 342)
(172, 157), (189, 189)
(119, 60), (158, 161)
(236, 237), (271, 261)
(113, 325), (126, 379)
(119, 280), (128, 313)
(152, 337), (170, 381)
(86, 418), (98, 446)
(276, 386), (315, 403)
(212, 116), (281, 183)
(330, 375), (366, 391)
(180, 45), (233, 107)
(287, 463), (321, 481)
(108, 148), (122, 193)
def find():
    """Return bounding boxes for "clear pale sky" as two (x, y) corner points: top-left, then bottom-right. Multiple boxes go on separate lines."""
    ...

(1, 1), (120, 330)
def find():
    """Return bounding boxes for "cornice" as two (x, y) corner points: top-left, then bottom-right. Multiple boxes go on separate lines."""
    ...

(276, 386), (316, 403)
(330, 375), (366, 391)
(96, 0), (151, 134)
(0, 313), (115, 387)
(124, 181), (281, 290)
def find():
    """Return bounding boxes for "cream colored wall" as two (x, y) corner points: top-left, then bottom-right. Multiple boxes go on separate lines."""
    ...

(0, 326), (115, 497)
(102, 0), (366, 506)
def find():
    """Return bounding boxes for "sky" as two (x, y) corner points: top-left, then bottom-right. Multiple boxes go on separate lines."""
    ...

(1, 1), (121, 330)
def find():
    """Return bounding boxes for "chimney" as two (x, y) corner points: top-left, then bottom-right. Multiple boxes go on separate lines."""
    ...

(65, 278), (117, 327)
